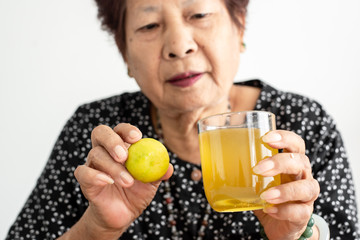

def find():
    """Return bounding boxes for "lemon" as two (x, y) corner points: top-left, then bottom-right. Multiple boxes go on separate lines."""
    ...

(125, 138), (170, 183)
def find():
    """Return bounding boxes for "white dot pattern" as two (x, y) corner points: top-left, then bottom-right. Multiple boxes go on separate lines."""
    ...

(6, 80), (360, 239)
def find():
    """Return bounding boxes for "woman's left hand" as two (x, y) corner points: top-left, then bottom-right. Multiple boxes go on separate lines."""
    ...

(253, 130), (320, 240)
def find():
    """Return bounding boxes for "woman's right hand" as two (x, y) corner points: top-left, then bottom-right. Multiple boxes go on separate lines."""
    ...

(72, 123), (173, 239)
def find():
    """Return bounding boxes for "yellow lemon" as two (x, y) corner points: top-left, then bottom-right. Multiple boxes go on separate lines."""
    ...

(126, 138), (169, 183)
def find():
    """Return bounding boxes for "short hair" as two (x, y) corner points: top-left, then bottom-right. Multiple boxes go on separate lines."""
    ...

(94, 0), (249, 59)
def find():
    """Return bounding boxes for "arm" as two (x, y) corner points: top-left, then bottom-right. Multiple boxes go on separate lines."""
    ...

(57, 208), (127, 240)
(310, 115), (359, 239)
(6, 108), (89, 239)
(6, 105), (172, 239)
(253, 130), (321, 240)
(57, 123), (173, 239)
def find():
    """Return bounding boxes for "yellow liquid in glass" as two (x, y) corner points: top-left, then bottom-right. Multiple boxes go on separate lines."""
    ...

(199, 128), (281, 212)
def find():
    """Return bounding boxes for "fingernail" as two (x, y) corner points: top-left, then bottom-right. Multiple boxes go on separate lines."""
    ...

(129, 130), (140, 139)
(114, 145), (127, 161)
(119, 171), (133, 185)
(263, 206), (278, 214)
(253, 160), (275, 174)
(262, 132), (282, 143)
(96, 173), (114, 184)
(260, 189), (281, 200)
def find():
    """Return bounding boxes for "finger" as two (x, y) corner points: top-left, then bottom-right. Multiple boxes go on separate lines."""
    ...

(263, 202), (313, 224)
(149, 164), (174, 188)
(74, 165), (114, 200)
(160, 164), (174, 181)
(113, 123), (142, 147)
(91, 124), (128, 164)
(262, 130), (305, 154)
(87, 146), (134, 187)
(253, 153), (312, 179)
(75, 165), (114, 187)
(260, 178), (320, 204)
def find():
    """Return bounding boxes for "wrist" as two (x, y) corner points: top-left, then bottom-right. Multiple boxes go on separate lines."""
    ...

(260, 214), (324, 240)
(295, 214), (329, 240)
(83, 207), (126, 240)
(58, 207), (127, 240)
(309, 225), (319, 240)
(312, 214), (330, 240)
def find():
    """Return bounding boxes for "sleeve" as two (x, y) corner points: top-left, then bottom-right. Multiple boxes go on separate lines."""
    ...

(306, 104), (360, 239)
(6, 106), (91, 240)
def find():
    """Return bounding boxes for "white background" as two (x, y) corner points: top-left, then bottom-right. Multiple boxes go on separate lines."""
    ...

(1, 0), (359, 238)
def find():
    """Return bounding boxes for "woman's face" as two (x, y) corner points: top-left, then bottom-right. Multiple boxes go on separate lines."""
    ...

(125, 0), (244, 113)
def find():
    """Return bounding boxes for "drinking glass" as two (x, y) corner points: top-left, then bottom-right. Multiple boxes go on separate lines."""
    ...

(198, 111), (281, 212)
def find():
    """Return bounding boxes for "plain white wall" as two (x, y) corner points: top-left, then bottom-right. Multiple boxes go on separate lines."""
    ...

(1, 0), (359, 238)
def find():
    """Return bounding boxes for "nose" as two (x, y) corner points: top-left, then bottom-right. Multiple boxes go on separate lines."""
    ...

(162, 23), (198, 60)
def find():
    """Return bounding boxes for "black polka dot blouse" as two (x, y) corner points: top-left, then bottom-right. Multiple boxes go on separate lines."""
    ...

(6, 80), (360, 239)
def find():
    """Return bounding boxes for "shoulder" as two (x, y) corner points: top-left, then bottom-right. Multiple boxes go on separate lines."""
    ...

(70, 91), (150, 127)
(254, 80), (343, 161)
(241, 80), (340, 149)
(76, 91), (147, 115)
(252, 80), (335, 130)
(53, 91), (150, 161)
(236, 79), (329, 120)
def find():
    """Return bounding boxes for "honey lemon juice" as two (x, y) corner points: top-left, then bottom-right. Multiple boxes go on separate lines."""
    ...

(199, 127), (280, 212)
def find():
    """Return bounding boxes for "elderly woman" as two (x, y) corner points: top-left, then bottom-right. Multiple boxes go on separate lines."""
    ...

(6, 0), (359, 239)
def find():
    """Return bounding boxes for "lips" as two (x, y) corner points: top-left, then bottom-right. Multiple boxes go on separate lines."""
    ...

(167, 72), (203, 87)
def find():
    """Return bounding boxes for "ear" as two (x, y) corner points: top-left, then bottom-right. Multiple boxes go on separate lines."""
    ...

(237, 15), (246, 53)
(127, 67), (133, 78)
(123, 51), (129, 65)
(123, 50), (132, 76)
(125, 51), (137, 78)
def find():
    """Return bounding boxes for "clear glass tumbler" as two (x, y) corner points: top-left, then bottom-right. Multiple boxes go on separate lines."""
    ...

(198, 111), (281, 212)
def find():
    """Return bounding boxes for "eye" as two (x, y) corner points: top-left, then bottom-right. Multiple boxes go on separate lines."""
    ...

(191, 13), (210, 20)
(138, 23), (159, 32)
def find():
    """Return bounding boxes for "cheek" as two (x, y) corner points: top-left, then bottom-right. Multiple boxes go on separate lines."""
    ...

(207, 42), (240, 87)
(208, 39), (239, 67)
(202, 26), (240, 66)
(127, 50), (162, 98)
(128, 48), (160, 79)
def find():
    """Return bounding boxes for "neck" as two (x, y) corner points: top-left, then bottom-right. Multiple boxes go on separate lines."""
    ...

(152, 99), (230, 165)
(151, 84), (261, 164)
